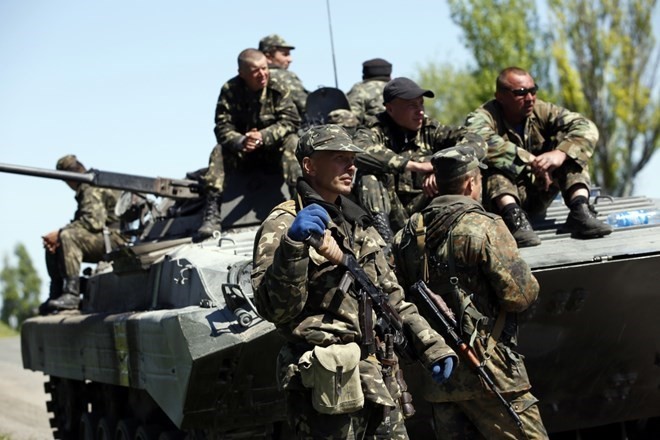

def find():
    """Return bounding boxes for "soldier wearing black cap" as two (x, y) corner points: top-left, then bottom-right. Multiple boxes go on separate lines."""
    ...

(252, 124), (457, 439)
(393, 142), (549, 439)
(258, 33), (309, 116)
(353, 77), (473, 243)
(347, 58), (393, 126)
(40, 155), (126, 314)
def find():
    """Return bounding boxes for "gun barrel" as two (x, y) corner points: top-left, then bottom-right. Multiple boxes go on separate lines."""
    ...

(0, 162), (95, 184)
(0, 162), (199, 199)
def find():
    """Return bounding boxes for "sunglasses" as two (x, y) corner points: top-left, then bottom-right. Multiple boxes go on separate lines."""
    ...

(503, 85), (538, 97)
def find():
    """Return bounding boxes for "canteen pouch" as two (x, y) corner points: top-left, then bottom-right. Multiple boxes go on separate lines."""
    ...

(299, 342), (364, 415)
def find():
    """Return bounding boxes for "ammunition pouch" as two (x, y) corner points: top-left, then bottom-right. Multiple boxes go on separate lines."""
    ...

(299, 342), (364, 415)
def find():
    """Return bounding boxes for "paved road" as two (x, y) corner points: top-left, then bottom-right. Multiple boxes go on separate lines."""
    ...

(0, 336), (52, 440)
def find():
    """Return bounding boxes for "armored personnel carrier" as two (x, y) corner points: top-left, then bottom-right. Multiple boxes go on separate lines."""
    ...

(4, 88), (660, 438)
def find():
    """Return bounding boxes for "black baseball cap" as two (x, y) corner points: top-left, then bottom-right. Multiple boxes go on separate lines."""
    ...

(383, 77), (434, 103)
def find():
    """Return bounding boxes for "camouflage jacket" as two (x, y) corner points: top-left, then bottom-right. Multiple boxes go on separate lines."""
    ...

(354, 112), (468, 195)
(63, 183), (120, 233)
(465, 99), (598, 179)
(268, 66), (308, 117)
(393, 195), (539, 402)
(252, 179), (456, 405)
(346, 78), (387, 126)
(213, 75), (301, 167)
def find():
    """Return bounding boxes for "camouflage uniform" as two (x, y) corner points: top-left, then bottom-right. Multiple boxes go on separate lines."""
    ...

(206, 75), (301, 193)
(347, 79), (387, 126)
(466, 99), (597, 217)
(269, 66), (309, 117)
(354, 113), (469, 231)
(47, 183), (124, 291)
(394, 194), (548, 439)
(252, 178), (456, 439)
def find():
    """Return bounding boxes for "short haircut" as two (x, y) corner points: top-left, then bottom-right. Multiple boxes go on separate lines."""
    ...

(437, 168), (480, 196)
(237, 48), (265, 69)
(496, 66), (530, 91)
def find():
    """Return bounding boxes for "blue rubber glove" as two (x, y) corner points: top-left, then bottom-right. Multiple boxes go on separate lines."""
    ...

(430, 357), (454, 384)
(287, 204), (330, 242)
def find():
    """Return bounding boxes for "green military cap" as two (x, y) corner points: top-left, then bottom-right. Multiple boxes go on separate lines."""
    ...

(258, 34), (295, 52)
(326, 109), (359, 129)
(296, 124), (363, 162)
(56, 154), (80, 171)
(432, 142), (488, 181)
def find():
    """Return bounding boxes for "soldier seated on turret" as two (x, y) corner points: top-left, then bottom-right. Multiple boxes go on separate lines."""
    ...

(39, 155), (127, 315)
(196, 48), (301, 241)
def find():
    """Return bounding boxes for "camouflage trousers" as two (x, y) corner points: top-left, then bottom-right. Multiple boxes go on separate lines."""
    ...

(484, 160), (591, 218)
(286, 390), (408, 440)
(203, 134), (301, 194)
(430, 391), (548, 440)
(356, 174), (430, 233)
(46, 227), (124, 294)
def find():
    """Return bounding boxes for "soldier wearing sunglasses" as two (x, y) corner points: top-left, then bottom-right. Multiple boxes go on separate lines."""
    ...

(465, 66), (612, 247)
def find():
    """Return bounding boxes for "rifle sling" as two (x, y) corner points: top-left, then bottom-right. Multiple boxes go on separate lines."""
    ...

(422, 204), (506, 363)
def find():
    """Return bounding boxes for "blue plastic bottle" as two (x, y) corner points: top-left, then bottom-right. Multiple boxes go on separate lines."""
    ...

(606, 209), (660, 227)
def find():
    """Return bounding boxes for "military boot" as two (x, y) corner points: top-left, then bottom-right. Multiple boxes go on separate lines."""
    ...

(45, 277), (80, 312)
(562, 201), (613, 238)
(195, 191), (223, 241)
(501, 204), (541, 248)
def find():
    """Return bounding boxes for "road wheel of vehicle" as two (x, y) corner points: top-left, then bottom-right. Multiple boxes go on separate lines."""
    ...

(136, 424), (162, 440)
(45, 376), (86, 440)
(115, 418), (139, 440)
(79, 412), (100, 440)
(97, 417), (116, 440)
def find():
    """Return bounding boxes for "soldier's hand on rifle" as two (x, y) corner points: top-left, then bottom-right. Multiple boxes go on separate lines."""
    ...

(42, 230), (60, 254)
(288, 204), (330, 242)
(430, 357), (454, 384)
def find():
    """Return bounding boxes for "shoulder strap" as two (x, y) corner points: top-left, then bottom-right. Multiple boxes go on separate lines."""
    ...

(411, 212), (428, 283)
(272, 199), (297, 217)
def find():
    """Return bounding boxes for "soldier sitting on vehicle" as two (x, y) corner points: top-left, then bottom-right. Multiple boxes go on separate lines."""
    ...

(40, 155), (126, 315)
(353, 77), (471, 243)
(347, 58), (393, 126)
(259, 34), (309, 117)
(197, 48), (301, 240)
(465, 66), (612, 247)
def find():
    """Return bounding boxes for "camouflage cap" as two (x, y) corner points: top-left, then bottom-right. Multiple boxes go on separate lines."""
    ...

(296, 124), (364, 162)
(56, 154), (80, 171)
(432, 143), (488, 181)
(363, 58), (392, 79)
(383, 77), (434, 103)
(258, 34), (295, 52)
(326, 109), (359, 129)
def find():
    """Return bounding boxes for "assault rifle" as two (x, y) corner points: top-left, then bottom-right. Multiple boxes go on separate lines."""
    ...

(307, 230), (417, 419)
(306, 231), (410, 357)
(410, 280), (526, 435)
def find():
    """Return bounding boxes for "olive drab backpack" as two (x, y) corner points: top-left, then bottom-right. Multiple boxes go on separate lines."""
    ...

(406, 206), (508, 363)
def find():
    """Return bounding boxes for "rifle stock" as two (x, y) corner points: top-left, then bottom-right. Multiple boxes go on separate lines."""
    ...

(410, 280), (526, 435)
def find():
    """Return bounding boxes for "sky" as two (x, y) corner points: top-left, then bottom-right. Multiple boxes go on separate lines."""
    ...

(1, 0), (659, 301)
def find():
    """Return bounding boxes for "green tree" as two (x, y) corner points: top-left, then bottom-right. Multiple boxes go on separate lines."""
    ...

(549, 0), (660, 196)
(1, 244), (41, 328)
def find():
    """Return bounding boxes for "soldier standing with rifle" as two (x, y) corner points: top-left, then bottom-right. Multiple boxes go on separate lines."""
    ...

(393, 143), (549, 439)
(252, 124), (457, 439)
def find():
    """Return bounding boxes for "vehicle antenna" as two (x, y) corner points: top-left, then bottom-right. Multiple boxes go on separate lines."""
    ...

(326, 0), (339, 88)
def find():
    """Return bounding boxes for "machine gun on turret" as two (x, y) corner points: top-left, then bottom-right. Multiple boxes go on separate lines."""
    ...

(0, 162), (200, 200)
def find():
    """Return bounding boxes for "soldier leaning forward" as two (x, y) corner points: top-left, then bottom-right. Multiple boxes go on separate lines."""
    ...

(393, 144), (549, 439)
(252, 124), (457, 439)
